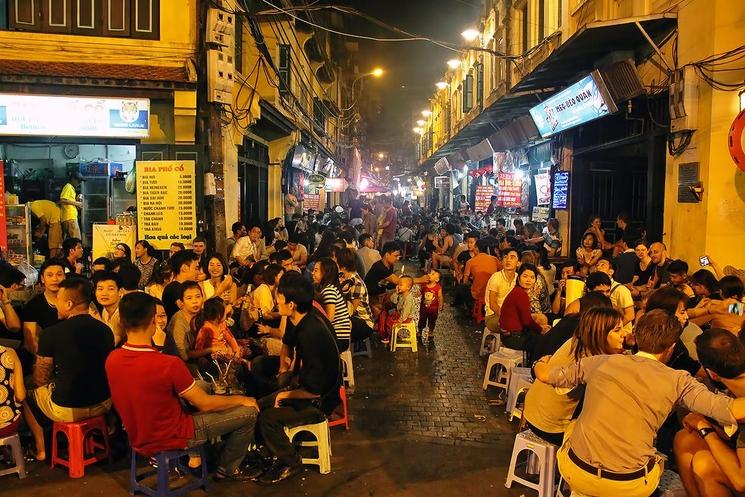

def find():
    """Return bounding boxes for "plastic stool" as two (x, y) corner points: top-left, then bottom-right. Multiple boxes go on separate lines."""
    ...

(284, 420), (331, 474)
(505, 429), (557, 497)
(130, 445), (208, 497)
(51, 415), (111, 478)
(0, 433), (26, 479)
(340, 349), (355, 389)
(482, 348), (524, 392)
(506, 367), (534, 418)
(391, 322), (417, 352)
(328, 386), (350, 430)
(480, 327), (502, 357)
(352, 337), (373, 358)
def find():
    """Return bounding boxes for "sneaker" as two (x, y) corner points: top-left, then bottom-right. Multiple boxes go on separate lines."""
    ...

(214, 467), (263, 482)
(255, 462), (304, 485)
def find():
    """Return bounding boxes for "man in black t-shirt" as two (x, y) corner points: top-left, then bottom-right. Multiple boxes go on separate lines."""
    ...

(255, 273), (340, 485)
(28, 277), (114, 459)
(22, 259), (66, 356)
(347, 188), (363, 227)
(162, 250), (200, 320)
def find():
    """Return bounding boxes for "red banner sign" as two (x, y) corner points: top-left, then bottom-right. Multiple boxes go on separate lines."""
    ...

(475, 185), (495, 213)
(0, 160), (6, 255)
(497, 172), (522, 208)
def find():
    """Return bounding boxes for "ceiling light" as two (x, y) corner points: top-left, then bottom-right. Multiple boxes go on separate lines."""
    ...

(447, 59), (461, 69)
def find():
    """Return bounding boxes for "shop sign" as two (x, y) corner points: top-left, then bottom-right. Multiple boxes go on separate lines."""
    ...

(92, 224), (136, 261)
(324, 177), (347, 192)
(304, 193), (320, 211)
(534, 173), (551, 205)
(497, 173), (522, 208)
(0, 94), (149, 138)
(308, 174), (325, 185)
(529, 71), (617, 138)
(0, 161), (6, 254)
(552, 171), (570, 209)
(532, 206), (550, 222)
(136, 160), (197, 250)
(475, 185), (496, 213)
(434, 175), (450, 189)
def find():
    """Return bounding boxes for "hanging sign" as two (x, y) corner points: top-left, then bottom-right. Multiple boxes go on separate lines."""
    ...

(92, 225), (137, 261)
(497, 173), (522, 208)
(324, 177), (347, 192)
(475, 185), (496, 213)
(534, 173), (551, 205)
(0, 94), (149, 138)
(434, 176), (450, 189)
(529, 71), (617, 137)
(303, 193), (320, 211)
(552, 171), (570, 209)
(136, 160), (197, 250)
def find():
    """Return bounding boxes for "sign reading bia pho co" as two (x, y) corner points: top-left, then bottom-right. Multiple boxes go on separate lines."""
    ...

(0, 94), (150, 138)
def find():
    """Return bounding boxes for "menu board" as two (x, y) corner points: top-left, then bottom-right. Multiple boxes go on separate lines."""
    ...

(534, 173), (551, 205)
(92, 224), (136, 261)
(552, 171), (570, 209)
(136, 160), (197, 250)
(497, 173), (522, 208)
(474, 185), (495, 213)
(304, 193), (320, 211)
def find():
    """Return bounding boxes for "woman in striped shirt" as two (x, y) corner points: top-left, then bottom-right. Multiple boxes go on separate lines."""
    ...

(312, 257), (352, 351)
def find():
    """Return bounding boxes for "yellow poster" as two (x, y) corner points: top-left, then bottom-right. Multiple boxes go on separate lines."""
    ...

(92, 224), (136, 261)
(136, 160), (197, 250)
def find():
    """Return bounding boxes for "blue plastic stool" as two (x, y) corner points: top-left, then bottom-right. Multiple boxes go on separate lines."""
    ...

(130, 446), (208, 497)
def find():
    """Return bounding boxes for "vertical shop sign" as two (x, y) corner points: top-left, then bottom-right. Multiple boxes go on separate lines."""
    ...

(475, 185), (496, 212)
(0, 160), (6, 254)
(552, 171), (570, 209)
(497, 172), (522, 208)
(136, 160), (197, 250)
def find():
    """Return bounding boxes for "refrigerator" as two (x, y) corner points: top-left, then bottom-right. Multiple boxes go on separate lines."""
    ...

(79, 162), (136, 249)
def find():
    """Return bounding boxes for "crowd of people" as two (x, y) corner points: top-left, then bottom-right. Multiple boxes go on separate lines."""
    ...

(1, 189), (745, 496)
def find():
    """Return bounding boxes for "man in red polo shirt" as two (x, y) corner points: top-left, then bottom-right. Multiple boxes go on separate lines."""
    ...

(106, 292), (259, 481)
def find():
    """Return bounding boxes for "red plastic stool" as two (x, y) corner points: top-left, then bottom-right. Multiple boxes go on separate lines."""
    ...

(51, 415), (112, 478)
(328, 386), (350, 430)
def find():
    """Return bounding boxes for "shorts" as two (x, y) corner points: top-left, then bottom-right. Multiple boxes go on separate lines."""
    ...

(31, 383), (111, 423)
(62, 219), (81, 239)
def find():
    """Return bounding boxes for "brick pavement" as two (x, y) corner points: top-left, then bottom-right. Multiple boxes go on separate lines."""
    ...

(3, 268), (526, 496)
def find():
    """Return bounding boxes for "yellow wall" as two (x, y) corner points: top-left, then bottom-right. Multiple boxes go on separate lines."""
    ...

(663, 0), (745, 269)
(0, 0), (197, 67)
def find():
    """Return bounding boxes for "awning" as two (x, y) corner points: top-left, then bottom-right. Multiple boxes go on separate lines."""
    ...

(512, 14), (677, 93)
(253, 100), (294, 141)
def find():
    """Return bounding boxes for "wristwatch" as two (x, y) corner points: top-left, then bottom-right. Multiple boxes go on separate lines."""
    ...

(698, 427), (716, 439)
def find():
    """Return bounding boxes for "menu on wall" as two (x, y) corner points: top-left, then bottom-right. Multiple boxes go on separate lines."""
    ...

(474, 185), (496, 213)
(497, 172), (522, 208)
(136, 160), (197, 250)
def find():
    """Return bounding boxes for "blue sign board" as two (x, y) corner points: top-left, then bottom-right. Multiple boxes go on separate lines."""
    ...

(529, 71), (617, 138)
(552, 171), (569, 209)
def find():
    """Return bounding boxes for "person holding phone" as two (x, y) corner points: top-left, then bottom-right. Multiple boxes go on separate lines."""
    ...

(688, 276), (745, 334)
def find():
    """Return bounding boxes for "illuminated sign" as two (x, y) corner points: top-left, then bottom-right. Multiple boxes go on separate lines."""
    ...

(529, 71), (617, 138)
(552, 171), (570, 209)
(0, 94), (150, 138)
(434, 176), (450, 189)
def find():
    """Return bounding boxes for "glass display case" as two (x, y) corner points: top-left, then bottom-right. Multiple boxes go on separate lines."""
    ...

(5, 203), (32, 267)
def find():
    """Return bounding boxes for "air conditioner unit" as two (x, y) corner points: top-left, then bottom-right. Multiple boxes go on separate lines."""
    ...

(600, 60), (645, 103)
(207, 8), (235, 47)
(208, 50), (235, 104)
(669, 66), (699, 132)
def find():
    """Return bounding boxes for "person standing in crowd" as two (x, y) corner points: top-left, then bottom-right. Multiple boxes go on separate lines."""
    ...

(285, 187), (300, 224)
(27, 277), (114, 461)
(226, 221), (246, 262)
(486, 195), (497, 217)
(162, 250), (200, 320)
(362, 203), (377, 236)
(347, 188), (364, 227)
(59, 171), (84, 239)
(107, 292), (259, 482)
(312, 258), (352, 352)
(418, 269), (443, 344)
(484, 248), (519, 333)
(61, 237), (84, 274)
(255, 273), (340, 485)
(30, 199), (63, 257)
(377, 196), (398, 247)
(134, 240), (158, 289)
(22, 259), (65, 356)
(534, 310), (745, 497)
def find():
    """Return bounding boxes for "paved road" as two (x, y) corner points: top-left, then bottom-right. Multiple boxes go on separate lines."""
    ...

(4, 273), (527, 496)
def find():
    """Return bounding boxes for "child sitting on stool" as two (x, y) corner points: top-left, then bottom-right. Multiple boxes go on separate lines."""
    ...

(381, 275), (416, 344)
(419, 269), (443, 344)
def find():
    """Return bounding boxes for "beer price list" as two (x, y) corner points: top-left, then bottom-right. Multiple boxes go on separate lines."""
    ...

(136, 160), (197, 250)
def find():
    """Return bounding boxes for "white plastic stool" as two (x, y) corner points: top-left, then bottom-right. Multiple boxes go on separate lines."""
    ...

(284, 420), (331, 475)
(505, 430), (556, 497)
(352, 337), (373, 358)
(480, 327), (501, 356)
(506, 367), (534, 418)
(482, 348), (524, 391)
(391, 323), (417, 352)
(340, 350), (355, 389)
(0, 433), (27, 479)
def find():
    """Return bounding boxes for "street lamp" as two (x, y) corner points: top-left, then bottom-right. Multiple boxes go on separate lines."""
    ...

(413, 127), (424, 134)
(343, 68), (385, 114)
(371, 67), (384, 78)
(421, 110), (432, 117)
(416, 119), (425, 126)
(435, 81), (448, 90)
(461, 29), (480, 42)
(447, 59), (461, 69)
(377, 152), (386, 160)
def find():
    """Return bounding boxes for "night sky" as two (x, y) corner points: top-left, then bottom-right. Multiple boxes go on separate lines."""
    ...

(342, 0), (480, 159)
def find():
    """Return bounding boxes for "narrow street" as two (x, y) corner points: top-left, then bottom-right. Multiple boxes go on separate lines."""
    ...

(3, 279), (526, 497)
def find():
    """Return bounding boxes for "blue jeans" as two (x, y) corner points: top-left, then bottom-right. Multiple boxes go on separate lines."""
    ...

(188, 406), (257, 474)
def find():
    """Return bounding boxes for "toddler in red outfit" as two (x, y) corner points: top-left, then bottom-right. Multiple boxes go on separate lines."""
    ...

(419, 269), (444, 343)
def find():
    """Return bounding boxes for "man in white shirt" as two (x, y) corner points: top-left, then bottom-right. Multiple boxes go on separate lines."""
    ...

(484, 249), (519, 333)
(596, 258), (635, 328)
(232, 232), (255, 268)
(356, 233), (381, 278)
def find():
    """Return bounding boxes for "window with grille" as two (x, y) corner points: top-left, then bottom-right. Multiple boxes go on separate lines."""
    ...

(463, 72), (474, 113)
